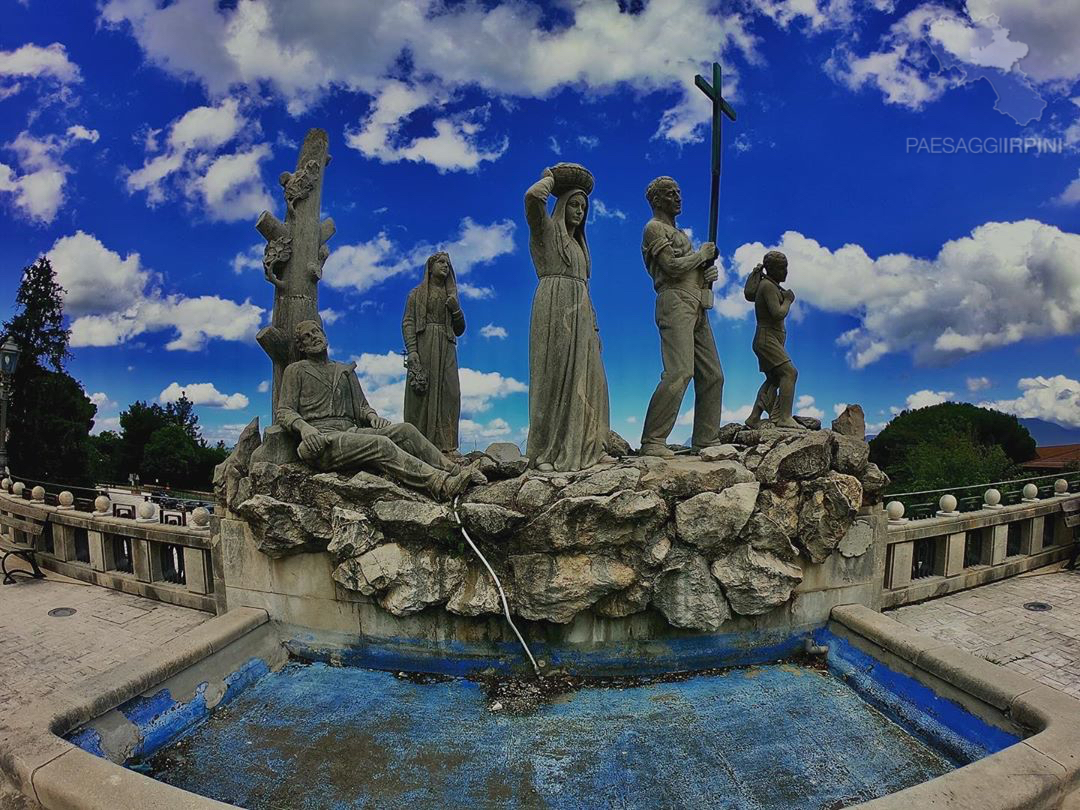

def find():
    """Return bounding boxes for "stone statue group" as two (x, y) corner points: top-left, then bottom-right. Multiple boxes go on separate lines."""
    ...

(274, 160), (801, 500)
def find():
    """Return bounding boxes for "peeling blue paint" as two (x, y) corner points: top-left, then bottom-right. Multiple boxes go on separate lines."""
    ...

(814, 628), (1020, 763)
(286, 626), (808, 676)
(66, 657), (271, 761)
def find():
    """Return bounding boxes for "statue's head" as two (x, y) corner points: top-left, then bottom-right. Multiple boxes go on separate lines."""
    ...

(763, 250), (788, 283)
(295, 320), (327, 357)
(426, 251), (452, 281)
(564, 191), (587, 230)
(646, 176), (681, 216)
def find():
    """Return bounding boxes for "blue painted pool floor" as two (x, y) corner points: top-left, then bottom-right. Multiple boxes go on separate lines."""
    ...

(141, 662), (956, 809)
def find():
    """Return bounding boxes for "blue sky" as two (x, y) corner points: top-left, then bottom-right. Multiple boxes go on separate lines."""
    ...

(1, 0), (1078, 451)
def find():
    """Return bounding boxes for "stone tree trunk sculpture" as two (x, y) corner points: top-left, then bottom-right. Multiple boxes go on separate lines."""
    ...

(255, 128), (335, 415)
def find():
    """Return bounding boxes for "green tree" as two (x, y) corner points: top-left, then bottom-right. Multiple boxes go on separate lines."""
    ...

(87, 430), (123, 484)
(870, 402), (1035, 493)
(2, 256), (95, 485)
(141, 424), (198, 487)
(117, 400), (170, 477)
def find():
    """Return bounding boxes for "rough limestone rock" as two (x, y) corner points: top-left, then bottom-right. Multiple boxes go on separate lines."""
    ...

(515, 477), (556, 512)
(640, 458), (754, 498)
(237, 494), (325, 557)
(756, 432), (833, 484)
(711, 547), (802, 616)
(674, 483), (760, 554)
(653, 554), (730, 631)
(833, 434), (870, 476)
(213, 417), (261, 500)
(510, 553), (635, 623)
(594, 582), (652, 618)
(332, 543), (465, 615)
(797, 473), (863, 563)
(831, 404), (866, 439)
(562, 467), (642, 498)
(446, 565), (502, 616)
(464, 477), (523, 509)
(371, 500), (457, 540)
(521, 490), (668, 551)
(646, 534), (673, 566)
(605, 429), (634, 458)
(793, 416), (822, 431)
(249, 424), (300, 466)
(327, 506), (382, 561)
(458, 502), (526, 540)
(699, 444), (739, 462)
(739, 484), (800, 563)
(484, 442), (529, 479)
(858, 462), (889, 501)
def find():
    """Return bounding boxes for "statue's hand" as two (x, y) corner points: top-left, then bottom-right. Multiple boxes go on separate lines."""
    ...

(786, 289), (796, 303)
(368, 414), (392, 429)
(542, 167), (554, 179)
(700, 242), (718, 262)
(406, 352), (421, 367)
(445, 296), (460, 313)
(703, 265), (719, 285)
(299, 432), (329, 460)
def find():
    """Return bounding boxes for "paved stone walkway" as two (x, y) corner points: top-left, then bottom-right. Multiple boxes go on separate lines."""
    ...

(0, 570), (210, 809)
(887, 565), (1080, 699)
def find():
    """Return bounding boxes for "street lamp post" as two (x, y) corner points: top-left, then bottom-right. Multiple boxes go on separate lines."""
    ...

(0, 339), (23, 475)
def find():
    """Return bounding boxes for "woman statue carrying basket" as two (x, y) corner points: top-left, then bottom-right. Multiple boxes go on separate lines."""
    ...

(523, 163), (611, 472)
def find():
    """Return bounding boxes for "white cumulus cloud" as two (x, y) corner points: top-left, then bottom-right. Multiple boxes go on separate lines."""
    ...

(125, 98), (272, 221)
(160, 382), (249, 410)
(48, 231), (264, 351)
(966, 376), (991, 392)
(905, 389), (954, 410)
(795, 394), (825, 421)
(0, 42), (80, 99)
(324, 217), (514, 295)
(0, 128), (98, 223)
(720, 220), (1080, 368)
(480, 324), (508, 340)
(980, 375), (1080, 428)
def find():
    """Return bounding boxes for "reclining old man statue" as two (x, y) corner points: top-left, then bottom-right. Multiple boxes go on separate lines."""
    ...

(277, 320), (485, 500)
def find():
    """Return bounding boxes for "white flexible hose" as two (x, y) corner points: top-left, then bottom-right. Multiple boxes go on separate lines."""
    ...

(451, 496), (541, 676)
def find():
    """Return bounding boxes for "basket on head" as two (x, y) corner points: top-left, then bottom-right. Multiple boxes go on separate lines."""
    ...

(550, 163), (594, 197)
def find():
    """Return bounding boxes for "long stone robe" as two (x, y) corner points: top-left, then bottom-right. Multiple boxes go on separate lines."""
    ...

(403, 281), (465, 452)
(524, 176), (610, 472)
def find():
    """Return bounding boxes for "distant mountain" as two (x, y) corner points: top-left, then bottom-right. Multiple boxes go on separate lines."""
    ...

(1019, 418), (1080, 447)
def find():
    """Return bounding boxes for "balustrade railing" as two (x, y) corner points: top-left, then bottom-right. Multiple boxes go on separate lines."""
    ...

(882, 474), (1080, 609)
(0, 474), (221, 614)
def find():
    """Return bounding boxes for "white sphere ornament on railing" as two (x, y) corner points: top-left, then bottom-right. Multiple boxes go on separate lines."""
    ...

(983, 488), (1002, 509)
(93, 495), (110, 514)
(12, 482), (25, 497)
(1, 478), (10, 491)
(31, 485), (45, 502)
(1022, 483), (1039, 502)
(58, 490), (74, 508)
(191, 506), (210, 529)
(137, 500), (156, 521)
(886, 501), (905, 522)
(937, 493), (958, 515)
(1055, 479), (1069, 495)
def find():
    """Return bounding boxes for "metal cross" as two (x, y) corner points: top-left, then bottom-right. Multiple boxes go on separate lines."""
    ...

(695, 62), (737, 248)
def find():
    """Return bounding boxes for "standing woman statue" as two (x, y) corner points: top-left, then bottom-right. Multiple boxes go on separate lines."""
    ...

(744, 250), (803, 429)
(402, 252), (466, 454)
(524, 163), (611, 472)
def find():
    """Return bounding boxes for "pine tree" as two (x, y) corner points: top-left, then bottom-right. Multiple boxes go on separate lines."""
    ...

(3, 256), (94, 484)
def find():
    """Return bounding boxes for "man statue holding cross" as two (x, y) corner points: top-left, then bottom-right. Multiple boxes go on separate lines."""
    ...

(639, 63), (736, 457)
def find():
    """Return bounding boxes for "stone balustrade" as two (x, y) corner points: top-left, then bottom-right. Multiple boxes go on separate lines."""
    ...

(881, 482), (1079, 608)
(0, 486), (222, 614)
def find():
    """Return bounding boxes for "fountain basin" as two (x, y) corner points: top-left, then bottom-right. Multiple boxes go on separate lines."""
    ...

(4, 605), (1079, 809)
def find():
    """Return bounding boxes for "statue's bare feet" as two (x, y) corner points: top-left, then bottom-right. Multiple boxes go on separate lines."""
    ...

(744, 415), (761, 428)
(536, 462), (555, 472)
(441, 467), (476, 500)
(598, 454), (616, 464)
